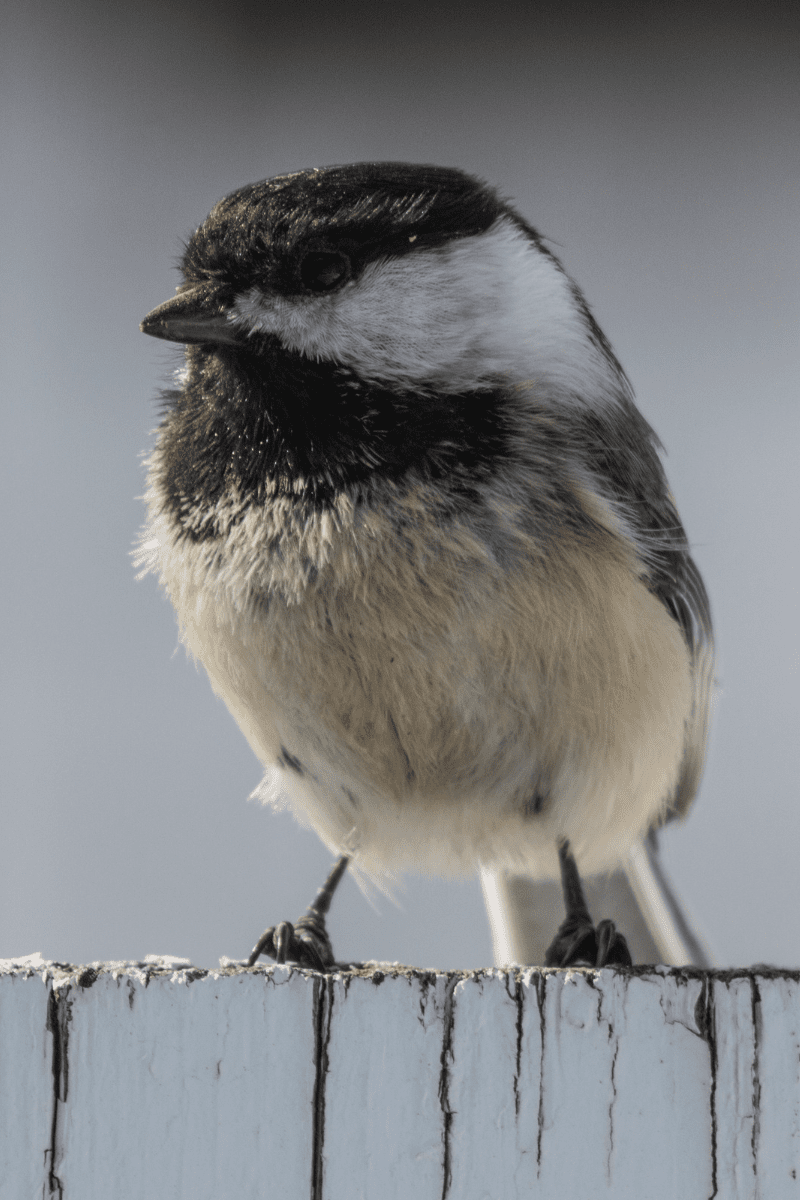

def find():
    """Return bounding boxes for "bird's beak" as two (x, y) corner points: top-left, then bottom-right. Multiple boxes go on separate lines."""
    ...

(140, 286), (243, 346)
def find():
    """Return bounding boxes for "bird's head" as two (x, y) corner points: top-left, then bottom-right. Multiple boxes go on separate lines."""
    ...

(143, 162), (620, 398)
(141, 163), (628, 521)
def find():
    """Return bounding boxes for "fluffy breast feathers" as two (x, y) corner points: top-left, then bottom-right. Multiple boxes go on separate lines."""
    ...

(139, 467), (693, 884)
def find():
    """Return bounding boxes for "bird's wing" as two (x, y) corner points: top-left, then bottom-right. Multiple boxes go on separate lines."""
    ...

(482, 426), (715, 967)
(656, 549), (715, 819)
(557, 394), (715, 819)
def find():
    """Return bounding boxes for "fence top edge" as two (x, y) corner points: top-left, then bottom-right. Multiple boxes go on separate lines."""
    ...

(2, 954), (798, 986)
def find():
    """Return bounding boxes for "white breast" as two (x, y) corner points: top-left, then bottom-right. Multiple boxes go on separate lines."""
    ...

(141, 480), (693, 890)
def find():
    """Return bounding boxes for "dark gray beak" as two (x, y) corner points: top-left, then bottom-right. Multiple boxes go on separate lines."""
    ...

(140, 286), (243, 346)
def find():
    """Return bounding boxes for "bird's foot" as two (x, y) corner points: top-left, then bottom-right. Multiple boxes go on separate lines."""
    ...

(545, 839), (633, 967)
(245, 855), (349, 971)
(544, 913), (632, 968)
(246, 912), (336, 971)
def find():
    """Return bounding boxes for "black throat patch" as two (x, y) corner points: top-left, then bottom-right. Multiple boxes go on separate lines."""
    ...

(154, 340), (512, 540)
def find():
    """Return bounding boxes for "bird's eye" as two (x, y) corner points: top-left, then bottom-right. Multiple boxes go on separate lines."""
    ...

(298, 251), (351, 294)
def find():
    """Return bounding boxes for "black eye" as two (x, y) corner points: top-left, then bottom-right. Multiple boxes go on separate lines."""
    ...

(298, 251), (351, 294)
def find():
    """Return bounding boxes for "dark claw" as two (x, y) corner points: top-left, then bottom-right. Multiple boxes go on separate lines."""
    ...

(594, 918), (632, 966)
(544, 914), (597, 967)
(246, 855), (349, 970)
(544, 915), (632, 967)
(273, 921), (294, 965)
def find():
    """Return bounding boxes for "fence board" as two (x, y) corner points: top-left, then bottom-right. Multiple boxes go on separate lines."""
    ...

(1, 958), (797, 1199)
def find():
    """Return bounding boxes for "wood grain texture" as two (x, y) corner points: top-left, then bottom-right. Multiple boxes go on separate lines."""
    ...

(1, 958), (799, 1199)
(0, 957), (52, 1198)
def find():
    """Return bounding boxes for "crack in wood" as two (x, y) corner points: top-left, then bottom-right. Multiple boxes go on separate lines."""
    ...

(507, 971), (524, 1118)
(534, 971), (546, 1174)
(438, 975), (458, 1200)
(708, 978), (719, 1199)
(45, 985), (71, 1198)
(750, 974), (762, 1183)
(607, 1034), (620, 1184)
(310, 975), (333, 1200)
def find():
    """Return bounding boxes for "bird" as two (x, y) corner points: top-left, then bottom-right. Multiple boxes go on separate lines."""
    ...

(137, 162), (714, 970)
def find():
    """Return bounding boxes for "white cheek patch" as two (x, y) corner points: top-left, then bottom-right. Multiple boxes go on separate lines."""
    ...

(230, 217), (623, 408)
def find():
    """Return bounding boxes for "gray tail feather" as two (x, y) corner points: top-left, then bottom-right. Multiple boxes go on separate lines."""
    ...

(480, 831), (712, 968)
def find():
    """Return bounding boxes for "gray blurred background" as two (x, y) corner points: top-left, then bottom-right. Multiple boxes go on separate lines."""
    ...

(2, 1), (798, 970)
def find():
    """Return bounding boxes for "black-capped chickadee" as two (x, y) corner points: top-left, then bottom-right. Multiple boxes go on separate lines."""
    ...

(138, 163), (713, 969)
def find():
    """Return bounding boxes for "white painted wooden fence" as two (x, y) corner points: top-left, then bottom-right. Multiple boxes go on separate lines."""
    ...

(1, 955), (797, 1198)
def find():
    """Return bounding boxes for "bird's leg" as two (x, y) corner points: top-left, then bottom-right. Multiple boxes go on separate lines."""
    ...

(246, 855), (350, 971)
(544, 840), (632, 967)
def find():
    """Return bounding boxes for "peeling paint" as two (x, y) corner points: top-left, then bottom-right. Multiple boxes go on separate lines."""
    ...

(3, 962), (800, 1196)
